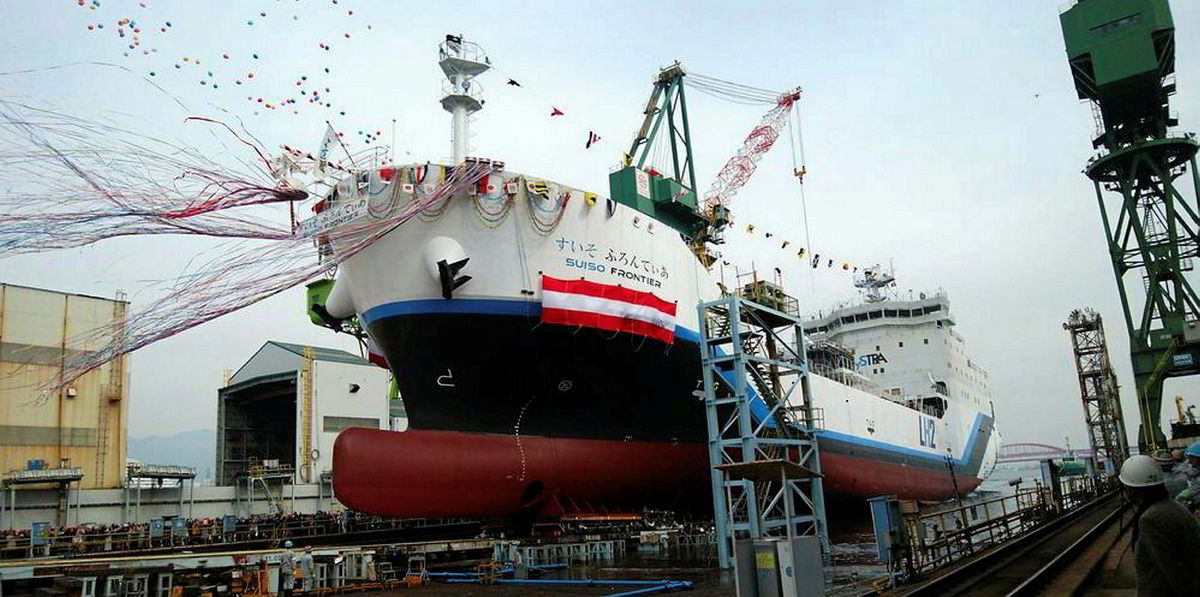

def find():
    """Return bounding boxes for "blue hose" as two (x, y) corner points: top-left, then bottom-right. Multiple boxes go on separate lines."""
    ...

(441, 577), (693, 590)
(603, 581), (694, 597)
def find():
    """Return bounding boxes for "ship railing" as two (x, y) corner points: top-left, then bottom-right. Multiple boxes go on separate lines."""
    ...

(438, 38), (490, 68)
(808, 362), (881, 395)
(441, 78), (485, 102)
(807, 287), (948, 321)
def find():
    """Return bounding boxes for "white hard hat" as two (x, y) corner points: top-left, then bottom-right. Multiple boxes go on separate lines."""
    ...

(1119, 455), (1165, 487)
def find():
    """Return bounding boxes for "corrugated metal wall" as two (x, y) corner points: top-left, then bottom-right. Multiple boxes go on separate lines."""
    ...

(0, 283), (129, 489)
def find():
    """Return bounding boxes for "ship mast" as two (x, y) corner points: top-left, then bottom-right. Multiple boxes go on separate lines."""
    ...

(854, 264), (896, 303)
(438, 34), (490, 164)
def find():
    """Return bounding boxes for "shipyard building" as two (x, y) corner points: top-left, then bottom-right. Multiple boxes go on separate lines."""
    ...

(0, 283), (130, 491)
(216, 340), (399, 487)
(1, 283), (398, 528)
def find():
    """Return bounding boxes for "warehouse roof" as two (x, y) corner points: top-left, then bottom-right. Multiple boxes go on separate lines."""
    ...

(267, 340), (368, 366)
(226, 340), (370, 387)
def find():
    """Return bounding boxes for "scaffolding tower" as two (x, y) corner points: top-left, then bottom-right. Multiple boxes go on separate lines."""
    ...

(699, 276), (828, 573)
(1064, 310), (1131, 475)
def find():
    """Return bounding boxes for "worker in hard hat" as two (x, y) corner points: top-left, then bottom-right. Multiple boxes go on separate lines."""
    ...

(1175, 443), (1200, 513)
(297, 546), (315, 592)
(1119, 455), (1200, 596)
(279, 540), (296, 597)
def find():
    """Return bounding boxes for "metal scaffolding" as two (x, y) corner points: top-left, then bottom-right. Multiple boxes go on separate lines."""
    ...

(1, 467), (83, 529)
(123, 462), (196, 523)
(698, 278), (828, 571)
(238, 462), (295, 516)
(1064, 309), (1130, 475)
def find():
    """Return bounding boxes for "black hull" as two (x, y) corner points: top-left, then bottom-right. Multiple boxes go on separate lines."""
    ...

(368, 312), (706, 443)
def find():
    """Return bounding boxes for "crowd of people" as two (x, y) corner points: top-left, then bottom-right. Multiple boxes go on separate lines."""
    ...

(0, 510), (389, 560)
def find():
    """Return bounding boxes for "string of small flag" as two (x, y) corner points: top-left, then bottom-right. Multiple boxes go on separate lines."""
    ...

(734, 222), (876, 273)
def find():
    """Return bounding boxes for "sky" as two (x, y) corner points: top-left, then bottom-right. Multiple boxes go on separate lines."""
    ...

(0, 1), (1197, 448)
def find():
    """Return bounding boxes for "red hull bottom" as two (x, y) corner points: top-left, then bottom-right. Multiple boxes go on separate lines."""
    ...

(332, 429), (982, 518)
(819, 451), (981, 501)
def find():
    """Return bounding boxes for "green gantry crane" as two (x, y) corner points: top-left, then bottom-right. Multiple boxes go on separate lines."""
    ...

(1061, 0), (1200, 450)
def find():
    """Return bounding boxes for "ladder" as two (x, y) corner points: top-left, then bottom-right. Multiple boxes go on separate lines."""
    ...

(95, 293), (128, 487)
(301, 346), (315, 482)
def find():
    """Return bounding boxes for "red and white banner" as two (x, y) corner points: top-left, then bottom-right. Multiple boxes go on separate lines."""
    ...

(541, 275), (677, 344)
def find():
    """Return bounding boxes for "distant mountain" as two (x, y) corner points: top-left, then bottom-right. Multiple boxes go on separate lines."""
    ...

(128, 429), (216, 483)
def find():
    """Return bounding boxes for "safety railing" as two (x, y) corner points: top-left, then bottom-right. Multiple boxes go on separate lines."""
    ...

(0, 513), (478, 561)
(900, 474), (1116, 574)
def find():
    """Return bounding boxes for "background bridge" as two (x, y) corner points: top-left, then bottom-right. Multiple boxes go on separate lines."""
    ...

(997, 443), (1092, 465)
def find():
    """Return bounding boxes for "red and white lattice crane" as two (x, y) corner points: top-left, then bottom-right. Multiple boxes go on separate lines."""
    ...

(702, 88), (802, 216)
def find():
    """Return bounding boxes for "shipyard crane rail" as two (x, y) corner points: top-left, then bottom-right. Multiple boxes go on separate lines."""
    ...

(897, 491), (1125, 597)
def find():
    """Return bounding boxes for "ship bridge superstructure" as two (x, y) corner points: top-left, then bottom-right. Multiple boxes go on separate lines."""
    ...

(803, 290), (992, 413)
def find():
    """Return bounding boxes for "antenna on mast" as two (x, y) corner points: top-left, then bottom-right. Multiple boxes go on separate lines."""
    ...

(439, 34), (490, 164)
(854, 264), (896, 303)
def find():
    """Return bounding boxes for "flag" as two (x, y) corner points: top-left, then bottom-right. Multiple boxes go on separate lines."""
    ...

(550, 107), (564, 116)
(541, 275), (676, 345)
(586, 131), (600, 148)
(316, 124), (338, 174)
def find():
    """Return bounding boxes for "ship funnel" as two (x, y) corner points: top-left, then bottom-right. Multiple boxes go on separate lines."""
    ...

(438, 34), (490, 164)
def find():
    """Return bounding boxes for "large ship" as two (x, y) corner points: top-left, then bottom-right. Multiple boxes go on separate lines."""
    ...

(313, 38), (1000, 520)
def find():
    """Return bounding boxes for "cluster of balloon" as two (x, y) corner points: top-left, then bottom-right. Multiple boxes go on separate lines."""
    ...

(74, 0), (370, 121)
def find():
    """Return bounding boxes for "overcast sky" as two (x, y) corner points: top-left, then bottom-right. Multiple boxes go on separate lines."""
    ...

(0, 1), (1197, 448)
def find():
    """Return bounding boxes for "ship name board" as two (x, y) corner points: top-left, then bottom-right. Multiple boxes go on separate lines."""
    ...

(297, 198), (368, 238)
(919, 416), (937, 449)
(564, 258), (663, 288)
(856, 353), (888, 369)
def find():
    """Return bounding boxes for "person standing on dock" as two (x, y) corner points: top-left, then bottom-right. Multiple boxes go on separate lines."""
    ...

(279, 540), (296, 597)
(1119, 455), (1200, 596)
(298, 546), (315, 592)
